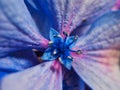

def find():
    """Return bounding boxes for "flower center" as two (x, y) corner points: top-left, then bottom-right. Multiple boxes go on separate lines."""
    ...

(41, 28), (81, 69)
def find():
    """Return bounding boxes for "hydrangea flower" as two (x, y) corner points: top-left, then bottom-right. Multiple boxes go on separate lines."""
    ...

(0, 0), (120, 90)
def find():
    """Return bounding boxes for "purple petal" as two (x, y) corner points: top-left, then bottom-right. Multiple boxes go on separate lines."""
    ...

(70, 24), (91, 36)
(72, 50), (120, 90)
(38, 0), (116, 34)
(0, 50), (39, 79)
(74, 11), (120, 51)
(72, 11), (120, 89)
(0, 0), (49, 57)
(1, 61), (62, 90)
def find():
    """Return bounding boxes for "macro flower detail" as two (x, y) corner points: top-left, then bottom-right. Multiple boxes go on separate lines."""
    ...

(41, 28), (81, 70)
(0, 0), (120, 90)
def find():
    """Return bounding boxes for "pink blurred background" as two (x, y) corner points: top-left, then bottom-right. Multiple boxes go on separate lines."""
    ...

(113, 0), (120, 10)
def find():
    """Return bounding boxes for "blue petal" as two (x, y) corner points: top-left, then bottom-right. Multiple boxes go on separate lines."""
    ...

(59, 51), (72, 70)
(25, 0), (38, 10)
(0, 50), (39, 79)
(37, 0), (61, 31)
(25, 0), (51, 39)
(0, 0), (48, 57)
(66, 36), (75, 45)
(50, 28), (59, 40)
(65, 36), (78, 48)
(49, 28), (63, 43)
(41, 48), (58, 60)
(60, 55), (72, 70)
(0, 72), (8, 80)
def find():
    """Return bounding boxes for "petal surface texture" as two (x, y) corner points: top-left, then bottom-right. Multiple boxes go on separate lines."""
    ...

(72, 11), (120, 90)
(24, 0), (51, 39)
(0, 50), (39, 79)
(38, 0), (115, 34)
(1, 61), (62, 90)
(63, 68), (86, 90)
(0, 0), (48, 57)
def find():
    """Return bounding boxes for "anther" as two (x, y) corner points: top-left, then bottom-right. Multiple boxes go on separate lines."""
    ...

(53, 34), (61, 38)
(76, 50), (82, 54)
(74, 35), (78, 41)
(53, 49), (57, 55)
(67, 56), (73, 61)
(58, 57), (62, 62)
(63, 31), (68, 37)
(48, 41), (53, 45)
(32, 49), (38, 52)
(82, 18), (87, 23)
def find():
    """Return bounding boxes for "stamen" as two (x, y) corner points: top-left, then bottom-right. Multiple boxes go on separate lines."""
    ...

(69, 49), (82, 55)
(54, 34), (61, 37)
(63, 31), (68, 46)
(48, 41), (53, 45)
(63, 31), (68, 37)
(58, 57), (62, 62)
(69, 49), (77, 52)
(53, 49), (57, 55)
(67, 56), (73, 61)
(48, 41), (58, 47)
(32, 49), (38, 52)
(76, 50), (82, 54)
(74, 35), (78, 41)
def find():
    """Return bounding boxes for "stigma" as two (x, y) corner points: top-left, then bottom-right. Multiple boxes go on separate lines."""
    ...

(41, 28), (81, 70)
